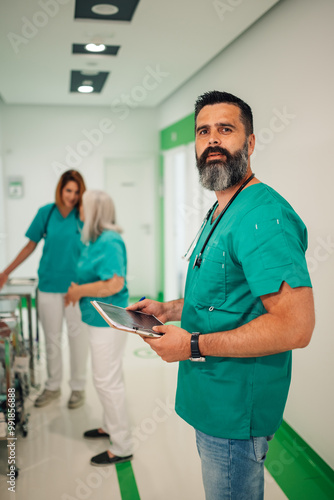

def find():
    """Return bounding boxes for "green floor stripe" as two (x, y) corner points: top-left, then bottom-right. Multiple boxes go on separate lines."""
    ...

(116, 462), (141, 500)
(265, 421), (334, 499)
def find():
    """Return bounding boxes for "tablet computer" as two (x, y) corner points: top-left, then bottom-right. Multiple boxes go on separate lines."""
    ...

(91, 301), (164, 337)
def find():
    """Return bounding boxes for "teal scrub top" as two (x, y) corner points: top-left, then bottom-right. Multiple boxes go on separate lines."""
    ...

(77, 230), (129, 327)
(25, 203), (83, 293)
(176, 183), (312, 439)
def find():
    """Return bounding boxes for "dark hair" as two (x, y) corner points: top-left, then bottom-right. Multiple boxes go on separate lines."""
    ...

(194, 91), (253, 136)
(55, 170), (86, 208)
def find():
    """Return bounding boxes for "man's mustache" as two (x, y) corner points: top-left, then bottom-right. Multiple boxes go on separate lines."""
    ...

(200, 146), (231, 163)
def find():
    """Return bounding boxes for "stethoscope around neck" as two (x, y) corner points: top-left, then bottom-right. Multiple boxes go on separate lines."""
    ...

(183, 174), (255, 269)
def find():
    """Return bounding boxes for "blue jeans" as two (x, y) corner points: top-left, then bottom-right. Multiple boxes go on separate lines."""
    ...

(196, 429), (271, 500)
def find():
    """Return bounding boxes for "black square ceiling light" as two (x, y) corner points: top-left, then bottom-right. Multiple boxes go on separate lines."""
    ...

(70, 70), (109, 93)
(74, 0), (140, 22)
(72, 44), (120, 56)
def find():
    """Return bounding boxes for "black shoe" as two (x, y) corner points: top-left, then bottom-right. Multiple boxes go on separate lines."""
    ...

(83, 429), (110, 439)
(90, 451), (133, 467)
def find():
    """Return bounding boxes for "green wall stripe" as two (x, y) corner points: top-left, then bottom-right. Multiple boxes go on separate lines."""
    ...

(116, 462), (141, 500)
(160, 113), (195, 150)
(265, 420), (334, 499)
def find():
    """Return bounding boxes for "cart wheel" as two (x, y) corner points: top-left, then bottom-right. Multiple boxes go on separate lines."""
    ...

(9, 467), (19, 478)
(21, 413), (29, 437)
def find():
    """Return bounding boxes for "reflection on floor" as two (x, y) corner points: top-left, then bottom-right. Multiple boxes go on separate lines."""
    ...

(0, 332), (287, 500)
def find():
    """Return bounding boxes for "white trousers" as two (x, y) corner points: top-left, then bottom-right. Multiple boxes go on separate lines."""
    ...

(88, 326), (132, 457)
(37, 291), (89, 392)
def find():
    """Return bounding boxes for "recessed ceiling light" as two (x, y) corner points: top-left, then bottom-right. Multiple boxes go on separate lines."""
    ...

(91, 4), (119, 16)
(81, 70), (99, 76)
(78, 85), (94, 93)
(85, 43), (106, 53)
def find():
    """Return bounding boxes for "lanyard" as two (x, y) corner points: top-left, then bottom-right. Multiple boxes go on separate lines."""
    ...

(183, 202), (218, 262)
(192, 173), (255, 269)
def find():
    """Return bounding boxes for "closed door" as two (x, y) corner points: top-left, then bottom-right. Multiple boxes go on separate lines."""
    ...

(105, 156), (158, 299)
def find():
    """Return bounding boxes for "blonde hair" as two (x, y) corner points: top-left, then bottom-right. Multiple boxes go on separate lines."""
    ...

(55, 170), (86, 209)
(81, 190), (122, 243)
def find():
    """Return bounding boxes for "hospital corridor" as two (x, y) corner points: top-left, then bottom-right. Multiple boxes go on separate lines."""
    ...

(1, 0), (334, 499)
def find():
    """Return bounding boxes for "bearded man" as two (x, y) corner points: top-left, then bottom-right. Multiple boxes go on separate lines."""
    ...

(128, 91), (315, 500)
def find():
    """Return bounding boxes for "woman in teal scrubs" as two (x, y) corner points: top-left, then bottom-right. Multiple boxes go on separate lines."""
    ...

(0, 170), (89, 410)
(65, 190), (132, 467)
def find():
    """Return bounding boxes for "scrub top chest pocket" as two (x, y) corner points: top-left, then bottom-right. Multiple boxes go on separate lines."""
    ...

(192, 243), (226, 308)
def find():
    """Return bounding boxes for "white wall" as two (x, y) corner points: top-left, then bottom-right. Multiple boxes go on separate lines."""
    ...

(2, 104), (160, 296)
(158, 0), (334, 468)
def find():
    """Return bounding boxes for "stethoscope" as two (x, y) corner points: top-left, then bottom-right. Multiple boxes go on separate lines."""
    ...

(43, 204), (81, 238)
(183, 173), (255, 269)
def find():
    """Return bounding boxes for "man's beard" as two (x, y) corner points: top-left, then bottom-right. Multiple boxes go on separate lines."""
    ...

(196, 140), (249, 191)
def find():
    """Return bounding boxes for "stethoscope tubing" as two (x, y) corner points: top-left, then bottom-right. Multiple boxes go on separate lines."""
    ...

(184, 173), (255, 268)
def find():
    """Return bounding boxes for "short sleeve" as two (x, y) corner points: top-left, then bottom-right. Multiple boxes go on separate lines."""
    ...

(25, 207), (48, 243)
(234, 205), (312, 297)
(97, 237), (127, 281)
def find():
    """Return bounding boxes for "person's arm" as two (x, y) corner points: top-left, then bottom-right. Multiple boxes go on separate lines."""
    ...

(199, 282), (314, 357)
(0, 240), (37, 289)
(64, 275), (125, 306)
(144, 282), (315, 362)
(126, 298), (184, 324)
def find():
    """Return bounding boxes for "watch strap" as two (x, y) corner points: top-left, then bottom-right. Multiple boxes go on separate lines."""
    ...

(190, 332), (206, 362)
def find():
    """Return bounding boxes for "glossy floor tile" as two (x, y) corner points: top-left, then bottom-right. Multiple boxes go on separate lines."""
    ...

(0, 330), (287, 499)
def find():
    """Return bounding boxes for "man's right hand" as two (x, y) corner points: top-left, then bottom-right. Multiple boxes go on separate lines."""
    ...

(126, 299), (169, 324)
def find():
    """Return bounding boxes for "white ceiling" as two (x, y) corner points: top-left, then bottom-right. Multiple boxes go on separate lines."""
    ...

(0, 0), (280, 107)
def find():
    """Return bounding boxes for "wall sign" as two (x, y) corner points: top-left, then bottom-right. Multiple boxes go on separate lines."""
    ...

(8, 176), (24, 199)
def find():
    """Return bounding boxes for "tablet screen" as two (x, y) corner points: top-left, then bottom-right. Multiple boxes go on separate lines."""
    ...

(93, 301), (164, 334)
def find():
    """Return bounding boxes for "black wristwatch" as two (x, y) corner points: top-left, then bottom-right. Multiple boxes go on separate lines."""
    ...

(189, 332), (206, 362)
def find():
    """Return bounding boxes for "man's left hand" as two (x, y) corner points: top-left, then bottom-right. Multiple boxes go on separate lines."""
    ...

(143, 324), (191, 362)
